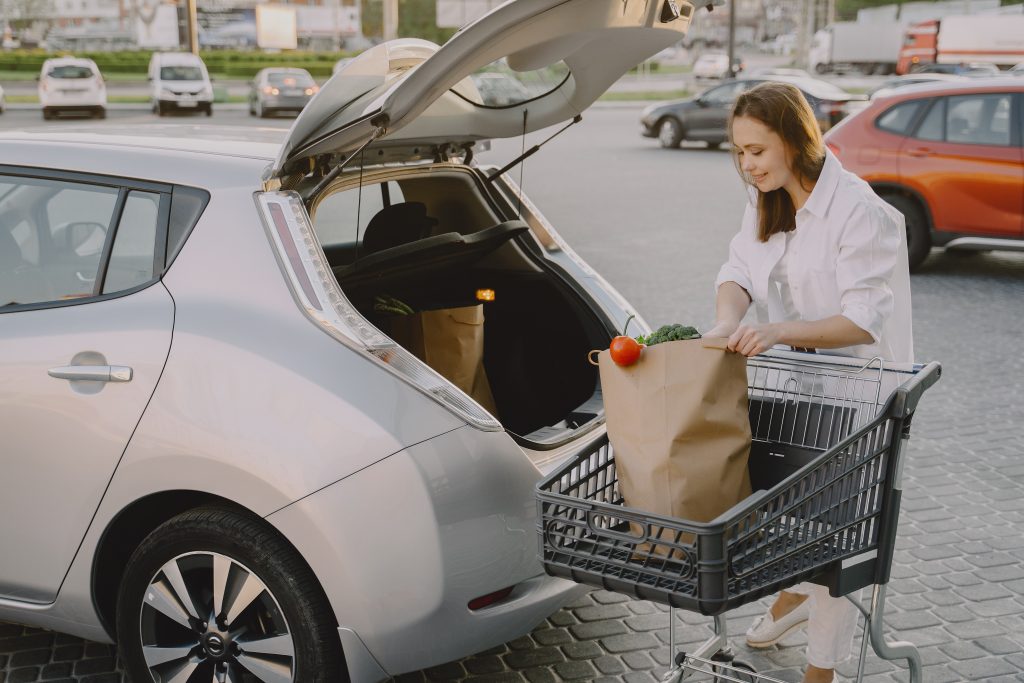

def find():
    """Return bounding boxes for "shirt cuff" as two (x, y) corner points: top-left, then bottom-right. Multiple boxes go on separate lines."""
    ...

(715, 266), (753, 297)
(841, 304), (882, 344)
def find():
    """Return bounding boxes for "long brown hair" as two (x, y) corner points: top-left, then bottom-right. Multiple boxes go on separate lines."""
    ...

(730, 82), (825, 242)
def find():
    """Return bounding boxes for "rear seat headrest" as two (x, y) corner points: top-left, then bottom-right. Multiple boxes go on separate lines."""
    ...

(362, 202), (439, 255)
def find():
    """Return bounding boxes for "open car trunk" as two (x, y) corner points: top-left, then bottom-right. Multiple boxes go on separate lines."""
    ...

(308, 164), (610, 446)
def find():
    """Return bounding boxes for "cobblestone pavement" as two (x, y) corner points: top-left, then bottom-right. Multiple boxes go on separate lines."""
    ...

(3, 110), (1024, 682)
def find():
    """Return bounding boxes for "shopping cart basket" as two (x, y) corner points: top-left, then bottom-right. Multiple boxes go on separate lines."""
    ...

(537, 351), (941, 682)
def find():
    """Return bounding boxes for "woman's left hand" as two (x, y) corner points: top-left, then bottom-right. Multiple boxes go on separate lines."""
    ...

(727, 323), (784, 357)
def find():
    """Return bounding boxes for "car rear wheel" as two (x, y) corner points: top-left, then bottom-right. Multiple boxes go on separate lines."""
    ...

(882, 193), (931, 270)
(658, 117), (683, 148)
(116, 507), (346, 683)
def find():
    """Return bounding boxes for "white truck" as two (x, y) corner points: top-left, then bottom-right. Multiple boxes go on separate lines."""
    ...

(898, 14), (1024, 74)
(810, 22), (904, 75)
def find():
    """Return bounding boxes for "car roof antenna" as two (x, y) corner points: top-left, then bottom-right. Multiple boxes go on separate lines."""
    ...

(486, 112), (583, 193)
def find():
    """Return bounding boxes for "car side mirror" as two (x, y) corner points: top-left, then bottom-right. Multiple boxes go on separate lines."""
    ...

(696, 97), (708, 107)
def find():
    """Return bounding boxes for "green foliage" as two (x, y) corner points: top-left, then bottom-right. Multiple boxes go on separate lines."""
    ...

(0, 48), (357, 79)
(361, 0), (457, 44)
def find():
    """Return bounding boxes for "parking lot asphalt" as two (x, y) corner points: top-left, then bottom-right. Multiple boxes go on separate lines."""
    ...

(2, 106), (1023, 683)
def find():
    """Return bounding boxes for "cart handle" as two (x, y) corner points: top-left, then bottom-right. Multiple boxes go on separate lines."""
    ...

(587, 510), (647, 542)
(889, 361), (942, 418)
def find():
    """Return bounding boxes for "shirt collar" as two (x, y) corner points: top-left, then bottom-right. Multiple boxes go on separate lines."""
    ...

(799, 148), (842, 219)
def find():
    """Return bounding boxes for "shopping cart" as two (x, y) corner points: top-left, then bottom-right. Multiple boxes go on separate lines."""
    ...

(537, 350), (941, 682)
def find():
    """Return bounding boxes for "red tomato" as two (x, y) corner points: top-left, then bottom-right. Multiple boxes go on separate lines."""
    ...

(609, 335), (642, 366)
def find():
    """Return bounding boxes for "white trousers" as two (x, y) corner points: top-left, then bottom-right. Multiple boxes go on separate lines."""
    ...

(785, 583), (860, 669)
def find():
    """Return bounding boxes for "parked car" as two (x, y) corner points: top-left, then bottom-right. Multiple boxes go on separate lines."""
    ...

(825, 77), (1024, 269)
(866, 73), (967, 99)
(910, 62), (1000, 77)
(749, 67), (813, 79)
(38, 56), (106, 119)
(640, 74), (865, 148)
(249, 67), (319, 118)
(469, 72), (534, 106)
(692, 52), (730, 79)
(840, 72), (968, 117)
(149, 52), (214, 116)
(0, 1), (689, 681)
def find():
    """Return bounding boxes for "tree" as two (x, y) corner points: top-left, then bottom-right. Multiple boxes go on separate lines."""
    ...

(361, 0), (457, 44)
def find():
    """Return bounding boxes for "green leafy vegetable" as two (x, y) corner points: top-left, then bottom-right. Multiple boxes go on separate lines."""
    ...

(636, 324), (701, 346)
(374, 294), (415, 316)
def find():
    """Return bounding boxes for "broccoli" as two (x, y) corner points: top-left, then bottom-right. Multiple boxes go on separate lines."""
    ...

(636, 324), (701, 346)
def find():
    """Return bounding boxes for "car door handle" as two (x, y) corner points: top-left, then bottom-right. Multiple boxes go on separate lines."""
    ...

(48, 365), (133, 382)
(907, 147), (934, 158)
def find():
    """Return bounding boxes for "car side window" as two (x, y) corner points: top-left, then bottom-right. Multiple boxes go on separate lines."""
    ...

(312, 181), (405, 248)
(946, 94), (1012, 146)
(1, 176), (162, 309)
(703, 82), (745, 106)
(914, 98), (944, 142)
(104, 191), (161, 293)
(876, 100), (924, 135)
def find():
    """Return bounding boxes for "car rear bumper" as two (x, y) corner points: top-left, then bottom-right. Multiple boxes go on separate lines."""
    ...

(267, 426), (585, 676)
(261, 95), (311, 110)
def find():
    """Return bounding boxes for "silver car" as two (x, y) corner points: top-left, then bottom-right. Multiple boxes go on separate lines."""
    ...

(249, 67), (319, 118)
(0, 1), (691, 681)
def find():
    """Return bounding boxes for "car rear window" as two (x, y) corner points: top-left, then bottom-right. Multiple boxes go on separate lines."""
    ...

(47, 65), (94, 79)
(268, 72), (314, 87)
(876, 100), (924, 135)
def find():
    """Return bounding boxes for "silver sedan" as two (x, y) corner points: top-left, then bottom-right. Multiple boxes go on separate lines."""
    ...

(248, 67), (319, 118)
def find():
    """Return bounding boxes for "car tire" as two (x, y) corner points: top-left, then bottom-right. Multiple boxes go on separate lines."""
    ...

(657, 117), (683, 148)
(116, 507), (347, 683)
(157, 102), (167, 117)
(205, 104), (213, 117)
(882, 193), (931, 270)
(95, 108), (106, 120)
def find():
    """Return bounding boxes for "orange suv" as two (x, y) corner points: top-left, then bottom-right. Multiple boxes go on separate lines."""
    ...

(824, 78), (1023, 269)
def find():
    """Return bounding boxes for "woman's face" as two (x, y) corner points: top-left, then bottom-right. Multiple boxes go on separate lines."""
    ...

(731, 115), (794, 193)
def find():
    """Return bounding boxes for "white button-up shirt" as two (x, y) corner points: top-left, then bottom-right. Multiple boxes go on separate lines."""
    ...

(715, 150), (914, 363)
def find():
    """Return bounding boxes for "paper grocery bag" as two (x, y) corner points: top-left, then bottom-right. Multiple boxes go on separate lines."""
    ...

(597, 337), (751, 554)
(387, 304), (499, 417)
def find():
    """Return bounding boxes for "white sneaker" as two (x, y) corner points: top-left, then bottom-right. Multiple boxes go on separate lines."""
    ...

(745, 598), (811, 648)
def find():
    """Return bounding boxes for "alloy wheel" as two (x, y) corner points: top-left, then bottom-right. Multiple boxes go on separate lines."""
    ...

(139, 551), (295, 683)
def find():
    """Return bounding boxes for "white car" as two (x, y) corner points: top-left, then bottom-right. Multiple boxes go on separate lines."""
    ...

(149, 52), (214, 116)
(38, 57), (106, 120)
(692, 52), (730, 80)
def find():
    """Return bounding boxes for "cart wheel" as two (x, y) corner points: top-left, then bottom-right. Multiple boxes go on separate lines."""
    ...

(711, 651), (758, 683)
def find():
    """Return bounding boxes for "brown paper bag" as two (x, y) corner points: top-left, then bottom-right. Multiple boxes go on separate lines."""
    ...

(597, 337), (751, 554)
(387, 304), (498, 417)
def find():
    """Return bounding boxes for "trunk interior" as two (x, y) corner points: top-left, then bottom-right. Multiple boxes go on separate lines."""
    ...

(309, 164), (611, 445)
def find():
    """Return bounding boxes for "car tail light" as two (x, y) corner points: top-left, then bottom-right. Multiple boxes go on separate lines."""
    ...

(256, 191), (501, 432)
(263, 86), (279, 95)
(468, 586), (515, 610)
(305, 86), (318, 95)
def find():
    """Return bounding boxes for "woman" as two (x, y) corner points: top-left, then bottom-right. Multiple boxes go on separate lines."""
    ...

(706, 82), (913, 683)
